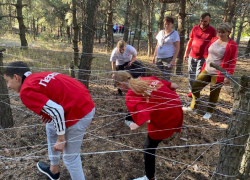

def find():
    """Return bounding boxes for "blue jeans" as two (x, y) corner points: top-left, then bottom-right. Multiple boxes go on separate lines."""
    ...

(188, 56), (205, 92)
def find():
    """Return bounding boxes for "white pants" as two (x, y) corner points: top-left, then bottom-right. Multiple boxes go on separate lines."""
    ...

(46, 108), (95, 180)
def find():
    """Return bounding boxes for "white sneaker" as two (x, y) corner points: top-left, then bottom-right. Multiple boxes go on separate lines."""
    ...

(182, 106), (197, 115)
(133, 175), (157, 180)
(203, 112), (212, 119)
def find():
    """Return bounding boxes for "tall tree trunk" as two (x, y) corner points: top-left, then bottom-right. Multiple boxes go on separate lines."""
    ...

(227, 0), (237, 23)
(71, 0), (79, 78)
(230, 17), (237, 40)
(106, 0), (113, 52)
(0, 49), (13, 128)
(123, 0), (130, 42)
(143, 0), (154, 56)
(245, 38), (250, 56)
(137, 10), (143, 52)
(239, 137), (250, 179)
(214, 75), (250, 180)
(132, 12), (139, 47)
(176, 0), (186, 75)
(16, 0), (28, 47)
(158, 2), (166, 31)
(128, 26), (132, 45)
(33, 16), (36, 40)
(78, 0), (100, 88)
(67, 25), (71, 43)
(236, 18), (244, 45)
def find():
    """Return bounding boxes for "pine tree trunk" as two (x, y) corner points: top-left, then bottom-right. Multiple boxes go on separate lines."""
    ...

(71, 0), (79, 78)
(158, 2), (166, 31)
(227, 0), (236, 23)
(132, 12), (139, 47)
(78, 0), (100, 88)
(123, 0), (130, 42)
(106, 0), (113, 52)
(236, 20), (243, 45)
(143, 0), (154, 56)
(245, 38), (250, 56)
(239, 137), (250, 179)
(0, 49), (13, 128)
(16, 0), (28, 47)
(230, 17), (236, 40)
(176, 0), (186, 75)
(210, 64), (250, 180)
(137, 10), (143, 52)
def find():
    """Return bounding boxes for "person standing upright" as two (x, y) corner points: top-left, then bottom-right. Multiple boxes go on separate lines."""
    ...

(152, 16), (180, 81)
(184, 13), (216, 97)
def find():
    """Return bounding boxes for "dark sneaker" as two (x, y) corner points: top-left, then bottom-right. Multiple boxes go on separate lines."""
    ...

(37, 162), (60, 180)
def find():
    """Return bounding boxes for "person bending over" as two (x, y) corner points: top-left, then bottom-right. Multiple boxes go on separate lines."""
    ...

(114, 71), (183, 180)
(110, 40), (137, 95)
(4, 61), (95, 180)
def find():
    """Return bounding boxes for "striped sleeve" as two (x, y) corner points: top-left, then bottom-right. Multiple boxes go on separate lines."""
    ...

(42, 99), (66, 135)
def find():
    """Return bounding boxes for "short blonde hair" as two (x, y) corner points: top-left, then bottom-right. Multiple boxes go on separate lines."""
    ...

(217, 23), (232, 33)
(117, 40), (126, 49)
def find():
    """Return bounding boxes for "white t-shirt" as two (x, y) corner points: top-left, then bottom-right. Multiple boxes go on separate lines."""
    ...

(205, 40), (226, 75)
(156, 30), (180, 58)
(110, 45), (137, 65)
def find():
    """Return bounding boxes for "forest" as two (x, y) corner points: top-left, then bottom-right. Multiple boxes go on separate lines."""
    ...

(0, 0), (250, 180)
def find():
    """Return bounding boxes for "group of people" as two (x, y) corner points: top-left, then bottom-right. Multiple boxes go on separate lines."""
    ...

(113, 23), (124, 34)
(3, 12), (238, 180)
(109, 12), (238, 180)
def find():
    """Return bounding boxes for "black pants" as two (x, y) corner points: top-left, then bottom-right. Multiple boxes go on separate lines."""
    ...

(114, 62), (130, 95)
(116, 61), (129, 71)
(143, 135), (162, 179)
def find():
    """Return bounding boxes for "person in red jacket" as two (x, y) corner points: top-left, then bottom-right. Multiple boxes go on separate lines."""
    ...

(114, 71), (183, 180)
(184, 13), (217, 97)
(183, 23), (238, 120)
(3, 61), (95, 180)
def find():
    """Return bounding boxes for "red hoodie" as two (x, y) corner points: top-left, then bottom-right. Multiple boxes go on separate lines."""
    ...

(201, 37), (238, 83)
(126, 77), (183, 140)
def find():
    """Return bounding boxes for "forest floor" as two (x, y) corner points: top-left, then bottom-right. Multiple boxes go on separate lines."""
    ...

(0, 33), (250, 180)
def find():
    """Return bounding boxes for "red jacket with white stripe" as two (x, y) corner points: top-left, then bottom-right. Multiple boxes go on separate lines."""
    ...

(126, 77), (183, 140)
(201, 37), (238, 83)
(20, 72), (95, 135)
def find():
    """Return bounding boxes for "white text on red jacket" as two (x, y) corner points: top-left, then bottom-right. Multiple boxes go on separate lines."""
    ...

(144, 80), (160, 96)
(39, 73), (60, 87)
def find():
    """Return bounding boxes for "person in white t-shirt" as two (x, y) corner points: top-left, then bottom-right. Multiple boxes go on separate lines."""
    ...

(110, 40), (137, 95)
(152, 16), (180, 81)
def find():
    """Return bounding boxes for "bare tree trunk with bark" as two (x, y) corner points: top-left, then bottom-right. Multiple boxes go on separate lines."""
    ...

(0, 49), (13, 128)
(137, 10), (143, 52)
(210, 63), (250, 180)
(78, 0), (100, 88)
(16, 0), (28, 47)
(106, 0), (113, 52)
(132, 12), (139, 47)
(123, 0), (130, 42)
(245, 38), (250, 56)
(158, 2), (166, 31)
(176, 0), (186, 75)
(70, 0), (79, 78)
(143, 0), (154, 56)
